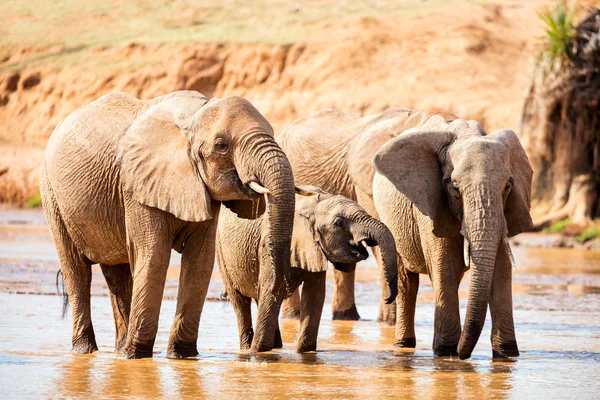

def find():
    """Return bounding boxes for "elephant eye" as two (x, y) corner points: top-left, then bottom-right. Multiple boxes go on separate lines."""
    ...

(333, 217), (344, 228)
(214, 138), (229, 153)
(505, 178), (513, 191)
(451, 180), (460, 194)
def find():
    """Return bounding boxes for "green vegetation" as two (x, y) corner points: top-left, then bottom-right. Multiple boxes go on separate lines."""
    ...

(576, 225), (600, 243)
(542, 219), (572, 233)
(25, 193), (42, 208)
(538, 1), (576, 64)
(1, 0), (494, 71)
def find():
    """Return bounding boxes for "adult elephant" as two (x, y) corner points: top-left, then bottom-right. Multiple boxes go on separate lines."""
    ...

(372, 115), (533, 359)
(277, 107), (456, 321)
(41, 90), (295, 359)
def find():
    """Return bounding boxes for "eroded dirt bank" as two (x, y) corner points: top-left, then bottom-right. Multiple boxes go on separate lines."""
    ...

(0, 1), (549, 203)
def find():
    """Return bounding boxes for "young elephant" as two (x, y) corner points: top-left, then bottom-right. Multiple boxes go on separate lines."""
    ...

(216, 188), (398, 353)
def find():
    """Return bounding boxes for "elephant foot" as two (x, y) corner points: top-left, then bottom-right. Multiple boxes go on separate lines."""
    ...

(273, 328), (283, 349)
(393, 337), (416, 349)
(240, 327), (254, 350)
(167, 340), (199, 359)
(72, 327), (98, 354)
(492, 341), (520, 359)
(433, 343), (458, 358)
(119, 341), (155, 359)
(332, 304), (360, 321)
(250, 343), (273, 353)
(297, 342), (317, 353)
(377, 301), (397, 326)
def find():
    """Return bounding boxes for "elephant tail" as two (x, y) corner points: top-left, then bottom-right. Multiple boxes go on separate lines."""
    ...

(55, 270), (68, 319)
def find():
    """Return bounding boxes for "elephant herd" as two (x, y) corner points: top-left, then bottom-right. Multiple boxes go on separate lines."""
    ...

(41, 90), (533, 361)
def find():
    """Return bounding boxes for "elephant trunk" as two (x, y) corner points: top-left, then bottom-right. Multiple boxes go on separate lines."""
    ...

(457, 185), (503, 360)
(238, 133), (295, 296)
(353, 215), (398, 304)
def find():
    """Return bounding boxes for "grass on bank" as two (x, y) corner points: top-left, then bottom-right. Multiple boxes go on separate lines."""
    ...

(1, 0), (494, 72)
(542, 219), (572, 233)
(25, 193), (42, 208)
(576, 226), (600, 243)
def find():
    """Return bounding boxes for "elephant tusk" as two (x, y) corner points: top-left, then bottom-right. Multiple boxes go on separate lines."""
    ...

(294, 185), (323, 196)
(503, 237), (517, 271)
(360, 240), (369, 249)
(463, 237), (470, 268)
(249, 181), (270, 195)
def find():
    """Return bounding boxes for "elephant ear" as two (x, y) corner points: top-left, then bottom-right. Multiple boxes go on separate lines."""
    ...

(488, 129), (534, 236)
(222, 197), (266, 220)
(291, 195), (328, 272)
(372, 118), (459, 237)
(119, 94), (212, 222)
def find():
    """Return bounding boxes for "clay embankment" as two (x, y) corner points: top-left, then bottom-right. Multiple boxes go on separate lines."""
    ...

(0, 2), (545, 203)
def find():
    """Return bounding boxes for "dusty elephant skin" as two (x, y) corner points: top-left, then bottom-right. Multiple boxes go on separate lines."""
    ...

(372, 115), (533, 359)
(277, 107), (456, 323)
(216, 189), (398, 353)
(40, 90), (295, 359)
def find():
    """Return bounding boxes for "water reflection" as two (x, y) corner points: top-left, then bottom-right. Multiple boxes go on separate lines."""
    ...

(2, 209), (600, 398)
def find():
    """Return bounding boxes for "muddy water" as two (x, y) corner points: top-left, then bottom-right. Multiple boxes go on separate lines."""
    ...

(1, 209), (599, 398)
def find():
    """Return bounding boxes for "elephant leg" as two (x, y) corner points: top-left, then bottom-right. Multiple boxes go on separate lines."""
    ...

(121, 206), (173, 359)
(489, 247), (519, 358)
(394, 258), (419, 348)
(167, 222), (217, 359)
(430, 254), (463, 357)
(229, 289), (255, 350)
(374, 247), (396, 325)
(251, 245), (284, 352)
(297, 271), (326, 353)
(332, 269), (360, 320)
(215, 233), (255, 350)
(100, 263), (132, 352)
(42, 187), (97, 354)
(273, 319), (283, 349)
(281, 289), (301, 319)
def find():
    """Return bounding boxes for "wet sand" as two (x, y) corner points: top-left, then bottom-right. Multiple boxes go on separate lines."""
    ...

(1, 209), (599, 398)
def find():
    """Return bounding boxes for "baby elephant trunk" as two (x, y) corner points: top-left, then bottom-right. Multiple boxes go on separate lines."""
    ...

(353, 216), (398, 304)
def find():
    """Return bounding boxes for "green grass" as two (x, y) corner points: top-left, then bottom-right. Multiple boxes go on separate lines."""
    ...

(538, 1), (576, 64)
(576, 226), (600, 243)
(24, 193), (42, 208)
(1, 0), (494, 71)
(542, 219), (572, 233)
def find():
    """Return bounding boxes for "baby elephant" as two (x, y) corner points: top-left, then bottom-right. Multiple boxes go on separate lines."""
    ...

(216, 187), (398, 353)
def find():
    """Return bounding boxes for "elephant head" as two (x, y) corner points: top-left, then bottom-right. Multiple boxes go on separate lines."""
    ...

(292, 189), (398, 303)
(373, 116), (533, 359)
(118, 91), (295, 294)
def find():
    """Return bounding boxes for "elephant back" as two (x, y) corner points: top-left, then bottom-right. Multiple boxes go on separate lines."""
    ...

(277, 109), (372, 199)
(43, 92), (151, 265)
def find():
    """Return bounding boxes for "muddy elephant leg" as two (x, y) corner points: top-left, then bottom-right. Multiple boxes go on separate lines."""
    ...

(42, 188), (97, 354)
(297, 271), (327, 353)
(121, 206), (173, 359)
(251, 245), (284, 352)
(374, 247), (397, 325)
(100, 263), (132, 352)
(167, 222), (217, 359)
(489, 246), (519, 358)
(281, 289), (301, 319)
(429, 244), (463, 357)
(61, 255), (96, 354)
(229, 289), (255, 350)
(394, 258), (419, 348)
(332, 269), (360, 320)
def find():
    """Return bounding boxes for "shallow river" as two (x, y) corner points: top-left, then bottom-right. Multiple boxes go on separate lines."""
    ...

(0, 209), (599, 398)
